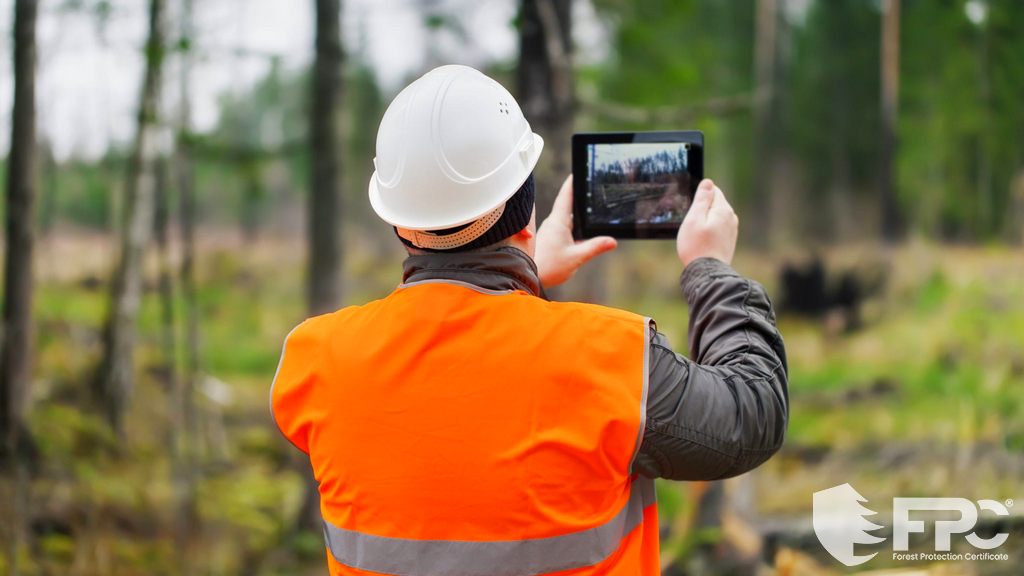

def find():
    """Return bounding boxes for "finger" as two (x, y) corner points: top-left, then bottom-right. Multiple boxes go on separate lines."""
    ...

(571, 236), (617, 263)
(710, 186), (735, 217)
(688, 179), (715, 219)
(549, 174), (574, 223)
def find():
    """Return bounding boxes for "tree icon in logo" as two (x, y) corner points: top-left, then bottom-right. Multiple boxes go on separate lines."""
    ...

(813, 483), (886, 566)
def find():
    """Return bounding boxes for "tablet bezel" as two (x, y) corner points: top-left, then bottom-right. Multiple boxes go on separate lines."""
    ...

(571, 130), (704, 240)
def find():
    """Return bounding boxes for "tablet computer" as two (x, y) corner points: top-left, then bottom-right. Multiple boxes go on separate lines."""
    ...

(572, 131), (704, 239)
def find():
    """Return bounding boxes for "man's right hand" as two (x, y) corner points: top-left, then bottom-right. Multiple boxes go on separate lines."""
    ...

(535, 175), (618, 288)
(676, 179), (738, 268)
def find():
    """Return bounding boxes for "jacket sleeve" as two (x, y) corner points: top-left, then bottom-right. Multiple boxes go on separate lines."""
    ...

(270, 319), (323, 455)
(633, 257), (789, 481)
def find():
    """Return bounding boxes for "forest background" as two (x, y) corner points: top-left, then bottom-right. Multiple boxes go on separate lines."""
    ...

(1, 0), (1022, 574)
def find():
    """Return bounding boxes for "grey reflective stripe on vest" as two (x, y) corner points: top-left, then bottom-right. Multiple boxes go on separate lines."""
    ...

(322, 477), (656, 576)
(629, 317), (653, 474)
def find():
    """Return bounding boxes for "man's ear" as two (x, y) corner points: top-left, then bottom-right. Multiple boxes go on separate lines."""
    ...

(512, 225), (534, 241)
(514, 206), (538, 241)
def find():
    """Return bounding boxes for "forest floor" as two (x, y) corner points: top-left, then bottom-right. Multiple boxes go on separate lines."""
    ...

(2, 230), (1022, 575)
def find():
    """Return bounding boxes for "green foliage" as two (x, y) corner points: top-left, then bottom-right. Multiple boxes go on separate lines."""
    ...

(199, 465), (294, 547)
(913, 270), (950, 314)
(585, 0), (753, 206)
(593, 0), (754, 94)
(175, 35), (192, 54)
(13, 2), (1024, 573)
(588, 0), (1023, 241)
(0, 159), (5, 223)
(37, 281), (108, 327)
(900, 0), (1024, 239)
(31, 402), (118, 461)
(654, 479), (690, 521)
(344, 62), (387, 225)
(21, 225), (1024, 572)
(197, 61), (309, 232)
(783, 251), (1024, 448)
(188, 52), (386, 236)
(590, 0), (754, 113)
(787, 0), (881, 195)
(596, 0), (702, 106)
(44, 156), (124, 230)
(36, 0), (1021, 242)
(39, 534), (75, 564)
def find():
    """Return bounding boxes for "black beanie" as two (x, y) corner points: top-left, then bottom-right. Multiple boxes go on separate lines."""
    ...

(396, 173), (536, 252)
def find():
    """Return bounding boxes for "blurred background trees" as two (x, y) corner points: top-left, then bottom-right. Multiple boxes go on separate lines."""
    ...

(2, 2), (38, 572)
(1, 0), (1023, 574)
(2, 1), (1021, 245)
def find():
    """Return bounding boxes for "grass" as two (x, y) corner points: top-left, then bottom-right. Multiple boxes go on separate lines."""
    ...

(5, 233), (1024, 574)
(750, 246), (1024, 541)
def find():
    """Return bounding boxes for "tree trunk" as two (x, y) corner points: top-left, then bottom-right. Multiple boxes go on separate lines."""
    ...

(152, 154), (183, 553)
(309, 0), (343, 316)
(880, 0), (902, 242)
(518, 0), (590, 300)
(517, 0), (573, 215)
(298, 0), (345, 533)
(241, 160), (264, 243)
(826, 14), (853, 244)
(153, 158), (176, 398)
(174, 0), (200, 568)
(2, 1), (39, 571)
(94, 0), (166, 437)
(975, 9), (992, 237)
(2, 0), (39, 458)
(751, 0), (778, 247)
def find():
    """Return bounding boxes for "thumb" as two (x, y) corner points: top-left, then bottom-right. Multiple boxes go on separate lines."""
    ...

(549, 174), (574, 224)
(572, 236), (617, 263)
(689, 179), (715, 218)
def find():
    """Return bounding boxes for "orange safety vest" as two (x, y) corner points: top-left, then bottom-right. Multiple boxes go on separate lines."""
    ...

(272, 279), (659, 575)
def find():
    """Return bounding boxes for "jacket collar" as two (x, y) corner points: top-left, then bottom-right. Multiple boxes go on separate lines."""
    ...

(401, 246), (543, 297)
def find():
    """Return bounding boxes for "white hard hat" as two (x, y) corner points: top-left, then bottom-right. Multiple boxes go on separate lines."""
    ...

(368, 65), (544, 232)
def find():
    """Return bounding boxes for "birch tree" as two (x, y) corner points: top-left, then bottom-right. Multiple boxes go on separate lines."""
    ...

(94, 0), (167, 436)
